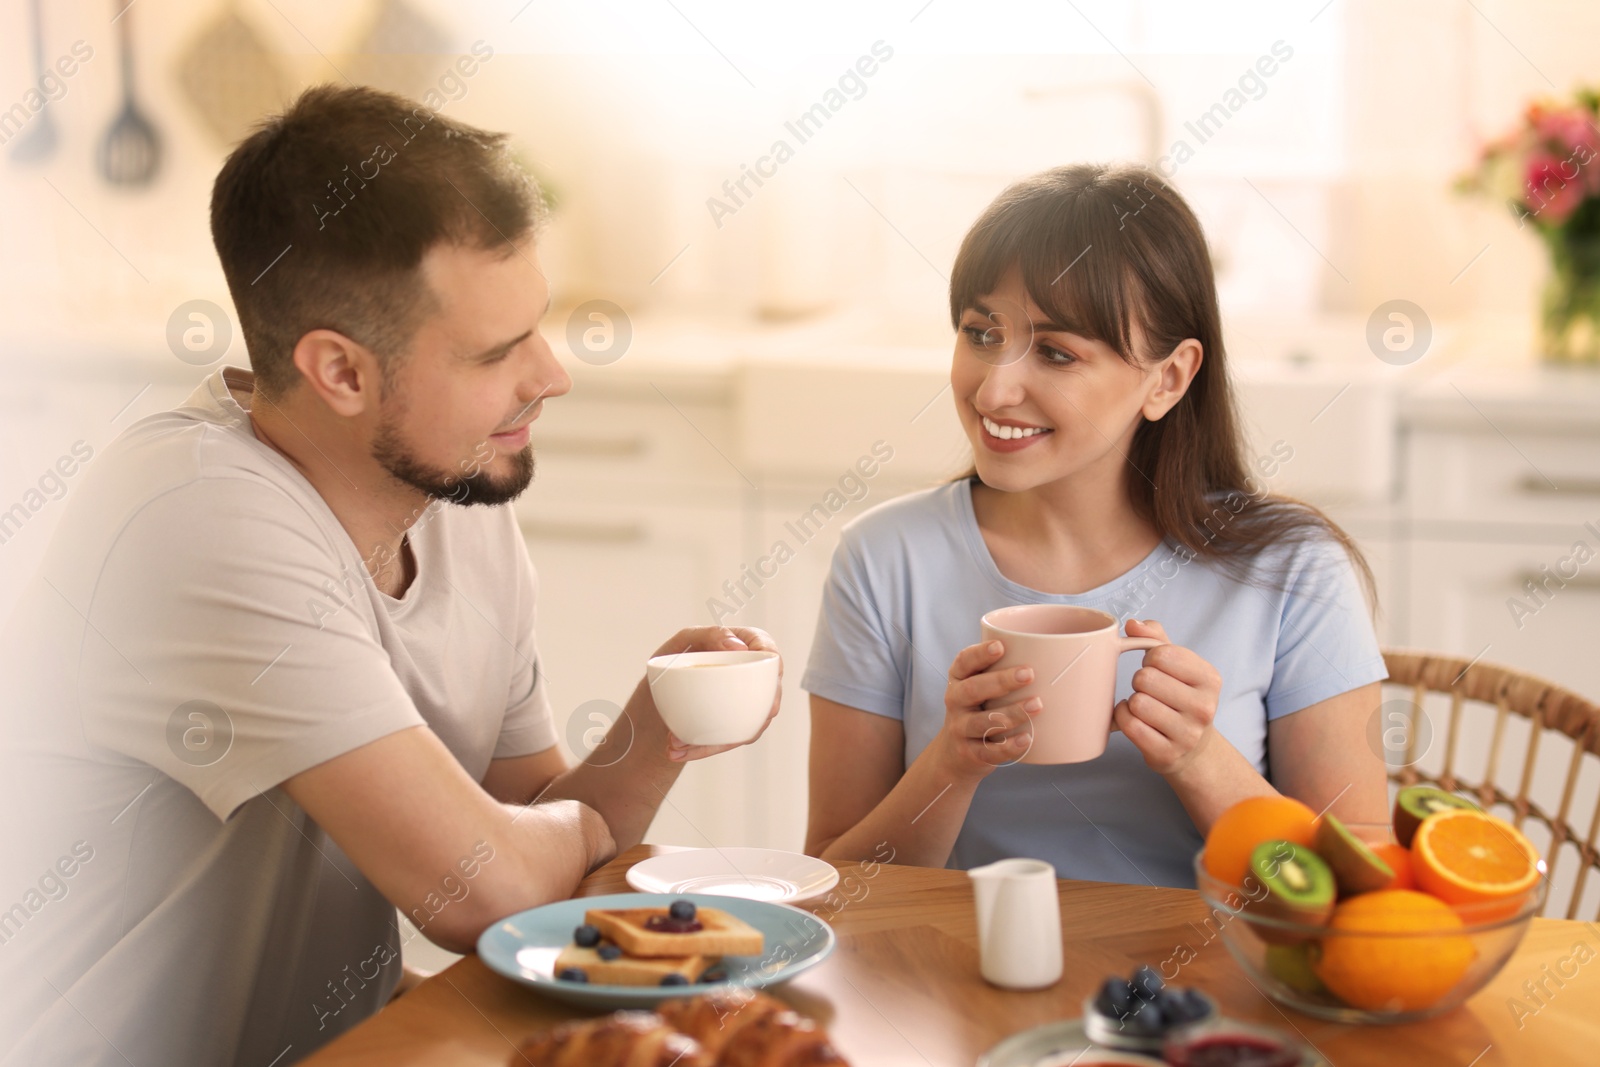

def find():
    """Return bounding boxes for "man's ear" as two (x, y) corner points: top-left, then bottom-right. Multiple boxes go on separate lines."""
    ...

(1141, 337), (1203, 422)
(290, 329), (383, 418)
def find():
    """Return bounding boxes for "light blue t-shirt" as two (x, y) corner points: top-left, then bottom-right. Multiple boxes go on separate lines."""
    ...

(801, 477), (1387, 889)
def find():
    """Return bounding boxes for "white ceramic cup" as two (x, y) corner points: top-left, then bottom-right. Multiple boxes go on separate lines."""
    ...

(644, 650), (780, 746)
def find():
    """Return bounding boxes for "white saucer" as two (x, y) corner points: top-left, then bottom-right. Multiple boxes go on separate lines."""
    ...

(625, 847), (840, 904)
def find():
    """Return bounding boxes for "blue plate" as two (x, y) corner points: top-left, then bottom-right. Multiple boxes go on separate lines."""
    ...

(477, 892), (836, 1009)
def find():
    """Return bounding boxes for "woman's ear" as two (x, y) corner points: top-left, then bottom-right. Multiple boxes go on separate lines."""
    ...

(1141, 338), (1203, 421)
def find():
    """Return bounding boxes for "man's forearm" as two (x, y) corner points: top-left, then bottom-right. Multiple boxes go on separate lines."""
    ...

(434, 797), (614, 954)
(537, 678), (685, 852)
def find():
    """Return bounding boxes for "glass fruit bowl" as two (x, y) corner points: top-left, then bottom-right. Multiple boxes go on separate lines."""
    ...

(1192, 837), (1547, 1024)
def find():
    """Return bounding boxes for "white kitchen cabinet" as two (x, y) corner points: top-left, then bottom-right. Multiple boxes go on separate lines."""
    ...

(1397, 412), (1600, 701)
(1407, 426), (1600, 530)
(1388, 390), (1600, 902)
(518, 496), (756, 846)
(515, 372), (773, 848)
(1399, 533), (1600, 904)
(1404, 537), (1600, 702)
(524, 383), (747, 504)
(708, 477), (928, 853)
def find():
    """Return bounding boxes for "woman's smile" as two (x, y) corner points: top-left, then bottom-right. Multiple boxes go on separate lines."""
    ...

(978, 411), (1055, 452)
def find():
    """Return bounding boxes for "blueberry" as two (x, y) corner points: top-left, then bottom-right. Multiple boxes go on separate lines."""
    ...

(1154, 987), (1186, 1025)
(668, 900), (697, 921)
(1106, 978), (1135, 1015)
(1130, 964), (1164, 1001)
(1125, 1000), (1164, 1035)
(1181, 989), (1213, 1022)
(660, 973), (690, 986)
(700, 968), (729, 984)
(556, 967), (589, 983)
(1095, 976), (1133, 1017)
(596, 944), (623, 961)
(573, 924), (601, 948)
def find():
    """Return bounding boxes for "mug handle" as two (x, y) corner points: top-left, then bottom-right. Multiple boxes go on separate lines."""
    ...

(1108, 638), (1166, 739)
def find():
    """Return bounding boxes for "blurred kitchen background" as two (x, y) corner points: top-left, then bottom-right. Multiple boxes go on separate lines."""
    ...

(4, 0), (1600, 955)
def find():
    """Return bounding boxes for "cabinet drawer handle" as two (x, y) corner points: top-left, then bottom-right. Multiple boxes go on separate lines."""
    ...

(535, 435), (647, 458)
(519, 518), (646, 544)
(1515, 570), (1600, 593)
(1517, 475), (1600, 497)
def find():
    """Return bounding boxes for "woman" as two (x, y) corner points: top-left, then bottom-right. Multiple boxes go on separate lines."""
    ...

(800, 163), (1388, 887)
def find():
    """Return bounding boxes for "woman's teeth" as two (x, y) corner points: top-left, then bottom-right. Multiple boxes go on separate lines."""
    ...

(982, 415), (1049, 440)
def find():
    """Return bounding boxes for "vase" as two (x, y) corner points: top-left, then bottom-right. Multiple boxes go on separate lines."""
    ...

(1540, 233), (1600, 364)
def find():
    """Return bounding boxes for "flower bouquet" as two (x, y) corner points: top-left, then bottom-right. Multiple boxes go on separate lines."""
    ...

(1461, 89), (1600, 364)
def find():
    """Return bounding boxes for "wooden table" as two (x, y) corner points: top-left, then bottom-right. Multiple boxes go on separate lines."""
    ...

(302, 846), (1599, 1066)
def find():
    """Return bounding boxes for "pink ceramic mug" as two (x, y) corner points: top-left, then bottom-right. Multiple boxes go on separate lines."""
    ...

(979, 605), (1164, 764)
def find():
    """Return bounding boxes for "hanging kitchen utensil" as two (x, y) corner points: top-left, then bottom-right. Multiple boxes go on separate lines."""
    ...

(346, 0), (453, 100)
(175, 0), (291, 147)
(9, 0), (58, 164)
(98, 0), (162, 186)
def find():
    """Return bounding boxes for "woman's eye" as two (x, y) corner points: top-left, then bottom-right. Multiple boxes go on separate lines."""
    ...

(963, 322), (1075, 365)
(961, 324), (1002, 348)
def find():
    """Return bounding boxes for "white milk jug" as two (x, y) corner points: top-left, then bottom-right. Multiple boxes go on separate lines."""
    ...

(968, 857), (1064, 990)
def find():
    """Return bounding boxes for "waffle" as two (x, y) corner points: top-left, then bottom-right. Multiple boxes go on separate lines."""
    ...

(584, 905), (764, 958)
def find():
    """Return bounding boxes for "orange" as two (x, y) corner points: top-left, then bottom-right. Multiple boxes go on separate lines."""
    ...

(1369, 842), (1414, 891)
(1203, 796), (1320, 889)
(1312, 890), (1476, 1012)
(1412, 809), (1541, 921)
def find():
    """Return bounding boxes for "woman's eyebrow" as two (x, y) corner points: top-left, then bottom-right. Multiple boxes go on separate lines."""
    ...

(968, 300), (1073, 334)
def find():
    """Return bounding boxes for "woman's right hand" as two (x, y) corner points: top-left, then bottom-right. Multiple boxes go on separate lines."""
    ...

(934, 640), (1041, 780)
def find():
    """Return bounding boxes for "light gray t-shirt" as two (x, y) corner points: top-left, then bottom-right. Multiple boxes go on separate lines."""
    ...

(801, 478), (1386, 888)
(0, 366), (557, 1066)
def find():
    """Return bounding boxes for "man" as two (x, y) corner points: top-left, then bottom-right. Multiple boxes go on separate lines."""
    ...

(0, 85), (779, 1065)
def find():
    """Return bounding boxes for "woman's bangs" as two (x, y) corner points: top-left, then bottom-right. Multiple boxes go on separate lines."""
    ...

(952, 192), (1142, 363)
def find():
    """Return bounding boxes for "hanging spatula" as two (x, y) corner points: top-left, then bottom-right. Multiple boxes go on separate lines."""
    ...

(9, 0), (58, 164)
(98, 0), (162, 186)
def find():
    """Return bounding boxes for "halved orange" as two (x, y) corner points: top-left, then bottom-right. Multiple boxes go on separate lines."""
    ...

(1411, 809), (1541, 920)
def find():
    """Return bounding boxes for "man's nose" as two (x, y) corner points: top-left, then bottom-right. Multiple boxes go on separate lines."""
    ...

(526, 331), (572, 403)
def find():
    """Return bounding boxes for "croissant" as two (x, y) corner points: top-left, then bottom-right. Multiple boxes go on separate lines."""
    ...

(655, 988), (789, 1056)
(716, 1009), (850, 1067)
(512, 991), (852, 1067)
(513, 1010), (712, 1067)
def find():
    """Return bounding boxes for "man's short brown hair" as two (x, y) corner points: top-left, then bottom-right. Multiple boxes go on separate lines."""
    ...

(210, 84), (546, 397)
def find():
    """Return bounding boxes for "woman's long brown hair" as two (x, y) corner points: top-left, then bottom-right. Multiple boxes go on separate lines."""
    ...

(948, 162), (1376, 607)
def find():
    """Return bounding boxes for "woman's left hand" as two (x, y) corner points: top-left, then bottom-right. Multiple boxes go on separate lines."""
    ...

(1112, 619), (1222, 776)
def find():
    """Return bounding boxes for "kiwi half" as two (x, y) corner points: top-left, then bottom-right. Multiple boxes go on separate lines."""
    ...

(1315, 813), (1394, 896)
(1245, 840), (1335, 945)
(1393, 786), (1480, 847)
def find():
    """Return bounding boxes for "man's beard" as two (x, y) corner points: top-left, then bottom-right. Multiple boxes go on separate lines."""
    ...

(372, 414), (535, 507)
